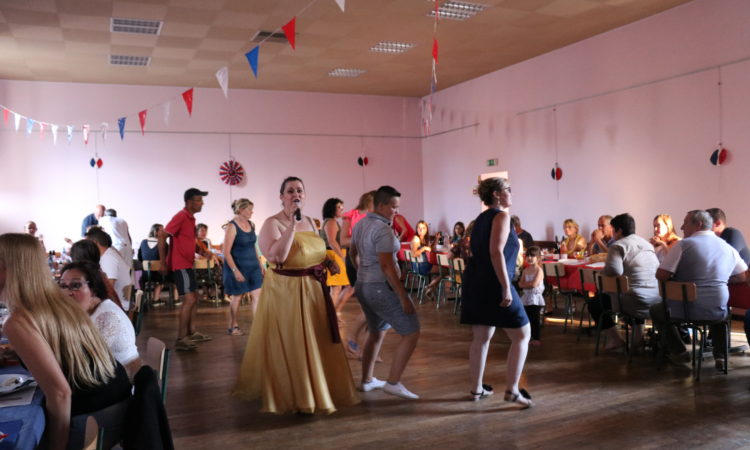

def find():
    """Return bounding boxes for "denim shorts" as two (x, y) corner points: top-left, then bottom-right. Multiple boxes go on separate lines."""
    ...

(355, 281), (420, 335)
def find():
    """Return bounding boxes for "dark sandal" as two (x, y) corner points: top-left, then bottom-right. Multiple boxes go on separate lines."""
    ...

(504, 389), (533, 408)
(469, 384), (494, 401)
(227, 326), (244, 336)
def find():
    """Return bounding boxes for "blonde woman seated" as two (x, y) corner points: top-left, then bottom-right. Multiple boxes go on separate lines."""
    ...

(649, 214), (681, 262)
(60, 261), (144, 378)
(0, 233), (131, 449)
(560, 218), (586, 258)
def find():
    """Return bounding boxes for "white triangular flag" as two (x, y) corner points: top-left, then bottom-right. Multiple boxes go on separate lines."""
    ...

(335, 0), (345, 12)
(100, 122), (108, 144)
(66, 125), (73, 144)
(51, 124), (59, 145)
(14, 113), (21, 131)
(162, 101), (171, 126)
(216, 66), (229, 99)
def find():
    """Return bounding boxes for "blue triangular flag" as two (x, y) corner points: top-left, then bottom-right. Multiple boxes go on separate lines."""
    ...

(118, 117), (126, 141)
(26, 118), (34, 135)
(245, 46), (259, 78)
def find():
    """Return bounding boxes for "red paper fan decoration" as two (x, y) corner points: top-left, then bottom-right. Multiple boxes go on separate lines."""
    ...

(550, 163), (563, 180)
(710, 148), (729, 166)
(219, 160), (245, 185)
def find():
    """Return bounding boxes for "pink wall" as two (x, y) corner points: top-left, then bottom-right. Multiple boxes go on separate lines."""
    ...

(0, 82), (422, 249)
(422, 0), (750, 241)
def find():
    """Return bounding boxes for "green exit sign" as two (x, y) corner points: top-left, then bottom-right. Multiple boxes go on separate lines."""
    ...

(487, 158), (498, 167)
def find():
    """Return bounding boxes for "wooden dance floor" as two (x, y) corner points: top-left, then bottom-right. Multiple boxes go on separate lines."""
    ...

(136, 298), (750, 449)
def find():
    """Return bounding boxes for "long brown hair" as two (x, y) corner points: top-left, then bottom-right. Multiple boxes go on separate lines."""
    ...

(0, 233), (116, 388)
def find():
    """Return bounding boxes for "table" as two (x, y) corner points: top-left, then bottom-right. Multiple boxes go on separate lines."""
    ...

(728, 282), (750, 310)
(0, 367), (45, 450)
(542, 259), (604, 292)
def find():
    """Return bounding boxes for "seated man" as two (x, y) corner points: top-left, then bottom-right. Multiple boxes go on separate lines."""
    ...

(706, 207), (750, 264)
(588, 213), (660, 349)
(650, 210), (747, 367)
(586, 215), (614, 255)
(511, 215), (534, 250)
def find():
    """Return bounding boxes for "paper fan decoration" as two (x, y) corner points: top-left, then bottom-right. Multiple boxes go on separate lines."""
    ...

(357, 156), (369, 166)
(219, 160), (245, 185)
(550, 163), (563, 180)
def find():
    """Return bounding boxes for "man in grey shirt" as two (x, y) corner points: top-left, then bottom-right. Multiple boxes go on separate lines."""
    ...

(350, 185), (420, 400)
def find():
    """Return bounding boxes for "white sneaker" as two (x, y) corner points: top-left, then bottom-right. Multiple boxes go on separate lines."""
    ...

(383, 382), (419, 400)
(359, 377), (387, 392)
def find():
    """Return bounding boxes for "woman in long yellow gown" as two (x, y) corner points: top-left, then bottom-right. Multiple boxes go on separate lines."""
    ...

(233, 176), (360, 414)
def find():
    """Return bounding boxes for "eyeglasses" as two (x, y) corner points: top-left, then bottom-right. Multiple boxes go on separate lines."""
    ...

(58, 281), (85, 291)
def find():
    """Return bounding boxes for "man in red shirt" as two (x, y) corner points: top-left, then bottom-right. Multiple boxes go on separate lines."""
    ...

(159, 188), (212, 351)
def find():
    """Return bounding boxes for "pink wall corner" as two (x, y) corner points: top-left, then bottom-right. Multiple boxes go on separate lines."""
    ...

(421, 0), (750, 241)
(0, 81), (423, 249)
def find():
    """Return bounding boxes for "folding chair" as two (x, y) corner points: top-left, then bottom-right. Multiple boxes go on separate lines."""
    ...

(435, 253), (455, 309)
(596, 274), (638, 363)
(146, 337), (171, 404)
(577, 267), (599, 342)
(451, 257), (465, 315)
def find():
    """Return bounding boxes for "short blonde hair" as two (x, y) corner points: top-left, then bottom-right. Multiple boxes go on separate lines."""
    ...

(231, 198), (253, 214)
(563, 218), (579, 234)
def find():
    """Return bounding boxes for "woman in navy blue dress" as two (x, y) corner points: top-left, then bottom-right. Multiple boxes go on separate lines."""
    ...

(460, 177), (532, 408)
(223, 198), (265, 335)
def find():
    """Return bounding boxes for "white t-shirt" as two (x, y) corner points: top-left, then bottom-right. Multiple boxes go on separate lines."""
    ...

(90, 299), (139, 366)
(99, 216), (133, 264)
(100, 247), (132, 310)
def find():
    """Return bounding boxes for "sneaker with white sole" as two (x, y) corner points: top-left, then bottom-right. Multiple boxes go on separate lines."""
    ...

(383, 382), (419, 400)
(175, 337), (198, 351)
(359, 377), (387, 392)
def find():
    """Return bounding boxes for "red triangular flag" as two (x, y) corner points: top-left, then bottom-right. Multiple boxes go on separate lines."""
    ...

(2, 108), (8, 124)
(138, 110), (147, 135)
(182, 88), (194, 117)
(282, 17), (296, 50)
(432, 38), (439, 64)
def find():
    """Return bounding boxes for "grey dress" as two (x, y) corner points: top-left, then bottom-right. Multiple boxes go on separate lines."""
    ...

(602, 234), (660, 319)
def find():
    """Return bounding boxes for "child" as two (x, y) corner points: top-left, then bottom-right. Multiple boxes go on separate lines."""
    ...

(519, 246), (545, 347)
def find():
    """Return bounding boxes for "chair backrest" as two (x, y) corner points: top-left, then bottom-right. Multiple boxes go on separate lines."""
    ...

(542, 262), (565, 280)
(194, 258), (211, 270)
(83, 416), (103, 450)
(142, 260), (162, 271)
(579, 268), (599, 292)
(145, 337), (170, 403)
(451, 257), (465, 273)
(597, 274), (630, 294)
(661, 280), (697, 302)
(132, 290), (144, 336)
(436, 253), (450, 268)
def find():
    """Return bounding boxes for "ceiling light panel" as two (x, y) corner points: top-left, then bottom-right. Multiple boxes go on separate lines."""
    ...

(370, 41), (416, 54)
(110, 18), (163, 35)
(109, 55), (151, 66)
(328, 68), (366, 77)
(427, 1), (488, 20)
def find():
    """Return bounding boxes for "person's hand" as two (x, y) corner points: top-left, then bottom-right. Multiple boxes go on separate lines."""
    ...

(326, 259), (340, 275)
(158, 262), (168, 276)
(591, 229), (604, 241)
(234, 270), (246, 283)
(401, 294), (416, 315)
(500, 288), (513, 307)
(424, 246), (432, 252)
(649, 236), (663, 247)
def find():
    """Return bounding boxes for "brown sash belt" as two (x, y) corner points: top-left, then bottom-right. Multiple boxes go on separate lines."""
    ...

(272, 264), (341, 343)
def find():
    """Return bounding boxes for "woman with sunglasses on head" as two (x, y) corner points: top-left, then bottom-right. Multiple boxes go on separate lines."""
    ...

(59, 261), (144, 379)
(0, 233), (131, 449)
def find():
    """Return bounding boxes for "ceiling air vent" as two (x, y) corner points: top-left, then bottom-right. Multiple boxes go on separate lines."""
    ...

(328, 68), (366, 78)
(250, 30), (289, 44)
(109, 55), (151, 66)
(427, 1), (488, 21)
(110, 18), (163, 35)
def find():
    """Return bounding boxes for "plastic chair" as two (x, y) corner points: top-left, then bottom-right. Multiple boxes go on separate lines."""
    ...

(451, 257), (465, 314)
(194, 258), (221, 305)
(83, 416), (104, 450)
(542, 262), (576, 332)
(659, 280), (729, 380)
(146, 337), (171, 404)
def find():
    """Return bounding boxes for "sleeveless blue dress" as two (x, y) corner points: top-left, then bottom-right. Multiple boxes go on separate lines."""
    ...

(223, 220), (263, 295)
(460, 208), (529, 328)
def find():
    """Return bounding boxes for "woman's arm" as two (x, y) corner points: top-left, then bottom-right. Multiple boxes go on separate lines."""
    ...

(223, 222), (245, 282)
(324, 220), (345, 260)
(411, 236), (431, 258)
(258, 217), (297, 265)
(489, 211), (513, 307)
(5, 314), (72, 450)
